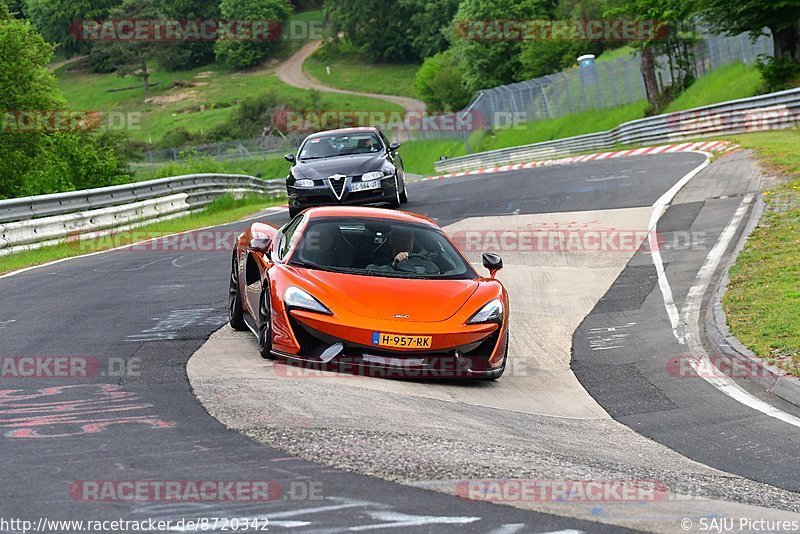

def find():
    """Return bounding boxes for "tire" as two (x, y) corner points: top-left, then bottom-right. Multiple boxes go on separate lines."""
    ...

(288, 206), (301, 219)
(258, 286), (276, 360)
(229, 253), (248, 332)
(388, 176), (402, 209)
(481, 332), (508, 380)
(399, 179), (409, 204)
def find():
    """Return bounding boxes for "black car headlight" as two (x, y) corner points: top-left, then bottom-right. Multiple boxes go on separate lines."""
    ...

(361, 171), (384, 181)
(466, 299), (504, 324)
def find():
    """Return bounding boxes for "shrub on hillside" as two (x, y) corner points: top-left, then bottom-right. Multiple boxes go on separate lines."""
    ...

(757, 56), (800, 93)
(214, 0), (292, 69)
(415, 50), (472, 112)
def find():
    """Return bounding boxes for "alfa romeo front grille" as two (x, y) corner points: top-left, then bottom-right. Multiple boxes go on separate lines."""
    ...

(328, 176), (347, 200)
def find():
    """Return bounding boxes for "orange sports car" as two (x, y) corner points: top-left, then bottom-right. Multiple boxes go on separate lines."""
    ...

(229, 206), (509, 379)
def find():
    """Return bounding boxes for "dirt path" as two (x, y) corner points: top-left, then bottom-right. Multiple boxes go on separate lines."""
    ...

(48, 55), (88, 72)
(275, 40), (426, 114)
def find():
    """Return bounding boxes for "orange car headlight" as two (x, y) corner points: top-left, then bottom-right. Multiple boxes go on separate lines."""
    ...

(284, 286), (333, 315)
(466, 298), (504, 324)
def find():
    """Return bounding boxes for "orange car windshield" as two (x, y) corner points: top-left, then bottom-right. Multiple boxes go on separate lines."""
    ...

(289, 218), (477, 280)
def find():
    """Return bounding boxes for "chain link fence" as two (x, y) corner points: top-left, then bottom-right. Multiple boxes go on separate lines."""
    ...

(456, 31), (773, 134)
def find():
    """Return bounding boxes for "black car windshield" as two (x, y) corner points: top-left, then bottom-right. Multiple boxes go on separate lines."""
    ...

(289, 218), (477, 280)
(299, 132), (383, 160)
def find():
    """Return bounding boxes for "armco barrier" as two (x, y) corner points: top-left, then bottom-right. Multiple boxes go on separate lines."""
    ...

(0, 174), (284, 256)
(435, 88), (800, 173)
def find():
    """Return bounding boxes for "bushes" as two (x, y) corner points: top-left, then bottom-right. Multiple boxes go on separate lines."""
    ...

(0, 15), (129, 199)
(415, 50), (472, 112)
(757, 56), (800, 93)
(214, 0), (292, 69)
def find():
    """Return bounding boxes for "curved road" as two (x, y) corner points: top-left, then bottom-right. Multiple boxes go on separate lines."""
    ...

(1, 151), (799, 532)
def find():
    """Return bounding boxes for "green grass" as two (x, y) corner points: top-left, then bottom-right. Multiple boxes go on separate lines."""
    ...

(401, 140), (468, 175)
(596, 45), (635, 63)
(473, 101), (648, 153)
(132, 155), (292, 181)
(665, 63), (765, 113)
(305, 45), (419, 98)
(0, 193), (284, 275)
(723, 130), (800, 375)
(56, 63), (403, 144)
(54, 11), (403, 147)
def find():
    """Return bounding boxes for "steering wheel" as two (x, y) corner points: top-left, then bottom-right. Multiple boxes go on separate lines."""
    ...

(393, 253), (440, 274)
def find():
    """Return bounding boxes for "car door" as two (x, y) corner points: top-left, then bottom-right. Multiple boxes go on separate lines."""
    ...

(246, 215), (303, 327)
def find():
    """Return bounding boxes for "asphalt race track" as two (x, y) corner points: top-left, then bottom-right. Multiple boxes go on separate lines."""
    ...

(2, 150), (799, 532)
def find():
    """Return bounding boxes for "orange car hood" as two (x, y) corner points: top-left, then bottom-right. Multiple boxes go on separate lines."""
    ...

(299, 269), (480, 322)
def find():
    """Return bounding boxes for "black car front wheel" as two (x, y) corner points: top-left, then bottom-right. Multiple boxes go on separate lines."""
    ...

(399, 178), (408, 204)
(388, 176), (402, 209)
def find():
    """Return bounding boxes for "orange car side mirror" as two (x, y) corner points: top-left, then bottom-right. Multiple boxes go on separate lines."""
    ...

(249, 237), (272, 257)
(482, 252), (503, 278)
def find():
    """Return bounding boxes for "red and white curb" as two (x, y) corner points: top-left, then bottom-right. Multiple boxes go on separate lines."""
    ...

(421, 141), (739, 182)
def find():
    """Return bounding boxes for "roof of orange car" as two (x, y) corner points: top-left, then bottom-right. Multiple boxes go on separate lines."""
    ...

(303, 206), (438, 227)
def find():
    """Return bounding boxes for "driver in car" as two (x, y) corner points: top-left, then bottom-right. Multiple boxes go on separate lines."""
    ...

(391, 227), (414, 265)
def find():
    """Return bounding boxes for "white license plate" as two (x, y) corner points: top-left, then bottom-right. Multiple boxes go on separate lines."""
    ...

(350, 181), (380, 192)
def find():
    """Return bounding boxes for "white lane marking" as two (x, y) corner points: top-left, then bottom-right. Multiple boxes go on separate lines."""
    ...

(587, 322), (636, 351)
(485, 524), (528, 534)
(647, 154), (713, 339)
(347, 511), (481, 531)
(0, 205), (288, 280)
(270, 521), (312, 528)
(0, 319), (15, 329)
(127, 308), (219, 342)
(677, 195), (800, 429)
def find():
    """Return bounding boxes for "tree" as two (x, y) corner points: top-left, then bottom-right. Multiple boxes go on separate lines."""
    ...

(214, 0), (292, 69)
(0, 15), (127, 198)
(449, 0), (556, 92)
(415, 49), (472, 111)
(699, 0), (800, 64)
(88, 0), (173, 100)
(156, 0), (220, 70)
(324, 0), (416, 62)
(398, 0), (461, 59)
(23, 0), (121, 56)
(605, 0), (699, 112)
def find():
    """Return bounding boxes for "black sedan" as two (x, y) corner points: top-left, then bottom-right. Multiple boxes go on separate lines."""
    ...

(284, 127), (408, 218)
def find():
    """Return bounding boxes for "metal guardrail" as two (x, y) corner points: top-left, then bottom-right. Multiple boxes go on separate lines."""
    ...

(0, 174), (285, 255)
(434, 88), (800, 173)
(0, 174), (283, 224)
